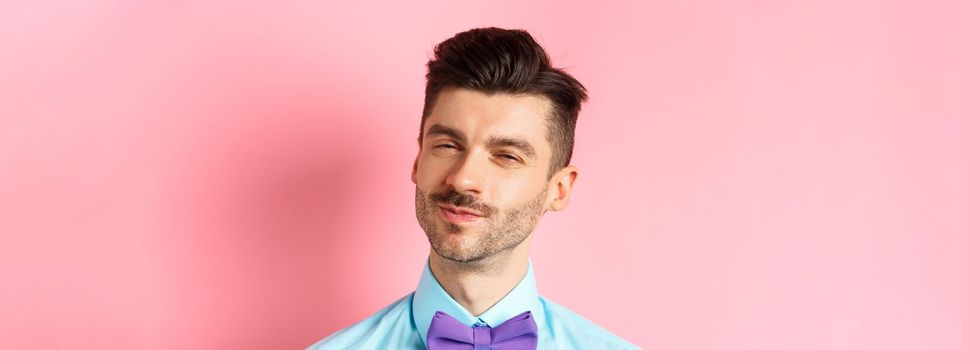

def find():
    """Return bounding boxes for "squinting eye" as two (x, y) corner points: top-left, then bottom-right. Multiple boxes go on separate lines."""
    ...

(435, 144), (457, 149)
(498, 154), (521, 162)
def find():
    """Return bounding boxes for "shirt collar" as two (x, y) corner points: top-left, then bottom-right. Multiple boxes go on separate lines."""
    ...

(411, 258), (545, 347)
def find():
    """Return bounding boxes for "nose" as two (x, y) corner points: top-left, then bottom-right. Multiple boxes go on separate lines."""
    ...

(445, 149), (487, 195)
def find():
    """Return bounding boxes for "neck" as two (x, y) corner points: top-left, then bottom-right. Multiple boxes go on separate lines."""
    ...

(428, 237), (532, 316)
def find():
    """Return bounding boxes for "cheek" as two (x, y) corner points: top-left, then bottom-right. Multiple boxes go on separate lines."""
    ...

(492, 175), (543, 206)
(415, 157), (450, 185)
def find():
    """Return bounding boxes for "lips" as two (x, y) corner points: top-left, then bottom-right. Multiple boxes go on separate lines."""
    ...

(437, 203), (484, 216)
(437, 203), (485, 224)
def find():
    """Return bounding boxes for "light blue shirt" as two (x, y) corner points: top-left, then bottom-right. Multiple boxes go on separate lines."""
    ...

(306, 260), (640, 349)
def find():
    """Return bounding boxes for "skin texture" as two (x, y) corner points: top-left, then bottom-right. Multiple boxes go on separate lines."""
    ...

(412, 87), (578, 316)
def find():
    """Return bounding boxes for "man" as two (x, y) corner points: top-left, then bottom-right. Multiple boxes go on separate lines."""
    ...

(307, 27), (639, 349)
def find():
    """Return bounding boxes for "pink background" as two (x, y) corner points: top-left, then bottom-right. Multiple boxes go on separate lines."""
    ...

(2, 1), (959, 349)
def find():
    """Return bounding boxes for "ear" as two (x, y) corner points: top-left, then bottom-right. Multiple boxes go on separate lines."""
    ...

(547, 165), (578, 211)
(411, 147), (421, 184)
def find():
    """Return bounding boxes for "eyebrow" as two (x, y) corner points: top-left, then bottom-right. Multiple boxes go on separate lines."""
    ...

(426, 124), (466, 142)
(425, 123), (538, 161)
(487, 135), (538, 160)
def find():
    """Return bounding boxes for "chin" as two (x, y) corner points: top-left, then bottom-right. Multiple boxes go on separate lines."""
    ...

(434, 239), (476, 259)
(436, 250), (483, 263)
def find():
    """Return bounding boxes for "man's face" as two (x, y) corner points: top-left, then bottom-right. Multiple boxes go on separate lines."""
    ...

(413, 88), (555, 263)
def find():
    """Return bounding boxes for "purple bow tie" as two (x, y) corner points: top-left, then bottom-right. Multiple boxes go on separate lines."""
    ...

(426, 310), (538, 350)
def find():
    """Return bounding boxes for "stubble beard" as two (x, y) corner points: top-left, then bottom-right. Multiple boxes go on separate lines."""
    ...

(414, 185), (548, 264)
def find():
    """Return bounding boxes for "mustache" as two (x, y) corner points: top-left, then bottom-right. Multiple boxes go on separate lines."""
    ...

(430, 188), (496, 216)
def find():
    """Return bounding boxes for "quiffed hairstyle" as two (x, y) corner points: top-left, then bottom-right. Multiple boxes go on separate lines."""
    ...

(419, 27), (589, 176)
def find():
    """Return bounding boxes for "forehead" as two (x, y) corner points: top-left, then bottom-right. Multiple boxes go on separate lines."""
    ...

(424, 88), (553, 142)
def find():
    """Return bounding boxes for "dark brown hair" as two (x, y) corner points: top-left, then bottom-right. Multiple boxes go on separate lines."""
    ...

(419, 27), (588, 176)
